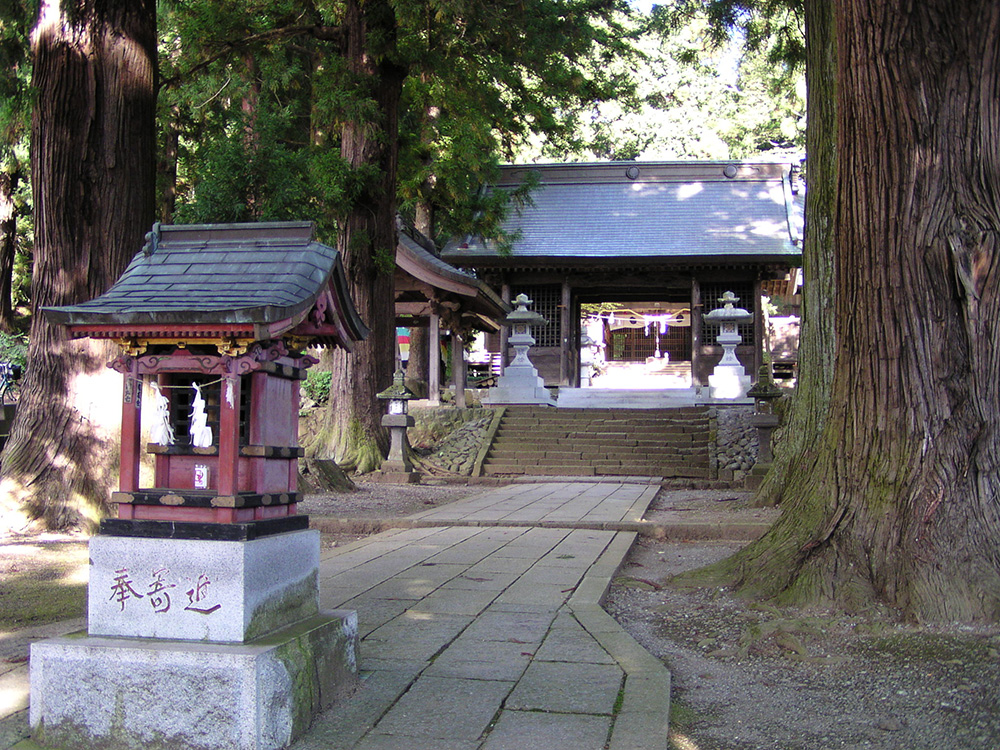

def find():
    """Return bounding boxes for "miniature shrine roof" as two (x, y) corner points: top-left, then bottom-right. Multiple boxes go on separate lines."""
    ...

(442, 161), (803, 268)
(395, 222), (510, 332)
(44, 221), (368, 348)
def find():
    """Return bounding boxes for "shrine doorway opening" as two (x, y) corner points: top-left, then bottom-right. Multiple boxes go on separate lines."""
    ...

(580, 292), (694, 390)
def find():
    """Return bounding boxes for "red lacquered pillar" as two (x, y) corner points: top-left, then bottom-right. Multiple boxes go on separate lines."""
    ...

(217, 373), (241, 496)
(120, 360), (142, 493)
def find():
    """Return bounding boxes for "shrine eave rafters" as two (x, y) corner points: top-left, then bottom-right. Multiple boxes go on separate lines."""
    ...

(394, 223), (509, 332)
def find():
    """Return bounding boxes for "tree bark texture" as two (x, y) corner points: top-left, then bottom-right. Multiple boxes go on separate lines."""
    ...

(316, 0), (403, 473)
(755, 0), (837, 505)
(700, 0), (1000, 622)
(0, 168), (20, 331)
(0, 0), (156, 530)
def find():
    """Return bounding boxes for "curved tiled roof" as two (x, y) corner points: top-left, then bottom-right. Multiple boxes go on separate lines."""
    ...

(44, 221), (368, 345)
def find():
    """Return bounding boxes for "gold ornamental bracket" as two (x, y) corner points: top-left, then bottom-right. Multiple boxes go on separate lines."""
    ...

(216, 336), (254, 357)
(114, 336), (255, 358)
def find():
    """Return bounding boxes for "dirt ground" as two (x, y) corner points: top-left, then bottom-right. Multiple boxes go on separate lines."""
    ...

(3, 481), (999, 750)
(607, 489), (1000, 750)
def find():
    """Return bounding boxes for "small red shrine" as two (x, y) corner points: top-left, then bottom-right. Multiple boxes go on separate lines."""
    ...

(45, 221), (368, 539)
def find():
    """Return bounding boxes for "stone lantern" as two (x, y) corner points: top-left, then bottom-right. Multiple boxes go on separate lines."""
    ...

(484, 293), (555, 406)
(747, 363), (784, 464)
(702, 290), (753, 399)
(376, 366), (420, 483)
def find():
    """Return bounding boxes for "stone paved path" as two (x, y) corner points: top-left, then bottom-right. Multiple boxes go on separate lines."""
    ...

(291, 480), (670, 750)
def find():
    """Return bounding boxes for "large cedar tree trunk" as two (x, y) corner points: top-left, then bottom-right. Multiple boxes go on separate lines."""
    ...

(754, 0), (837, 505)
(312, 0), (403, 473)
(695, 0), (1000, 622)
(0, 0), (156, 531)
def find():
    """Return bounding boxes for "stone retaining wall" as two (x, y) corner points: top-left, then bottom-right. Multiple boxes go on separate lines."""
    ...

(411, 407), (497, 476)
(712, 405), (758, 483)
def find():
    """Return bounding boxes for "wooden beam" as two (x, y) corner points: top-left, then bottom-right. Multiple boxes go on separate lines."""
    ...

(754, 277), (764, 375)
(500, 281), (511, 374)
(395, 301), (434, 316)
(217, 374), (241, 496)
(560, 280), (571, 385)
(691, 278), (703, 387)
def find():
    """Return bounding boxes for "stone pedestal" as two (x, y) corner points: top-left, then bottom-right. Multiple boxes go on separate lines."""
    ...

(29, 528), (359, 750)
(30, 612), (358, 750)
(484, 360), (555, 406)
(87, 531), (320, 643)
(751, 412), (781, 464)
(708, 364), (753, 400)
(373, 412), (421, 483)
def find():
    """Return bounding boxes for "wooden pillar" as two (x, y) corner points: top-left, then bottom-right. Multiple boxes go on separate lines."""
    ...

(559, 280), (571, 386)
(119, 360), (142, 492)
(571, 293), (582, 387)
(753, 276), (765, 375)
(428, 311), (441, 406)
(499, 281), (511, 374)
(691, 277), (703, 387)
(217, 373), (241, 495)
(289, 374), (300, 492)
(452, 329), (467, 409)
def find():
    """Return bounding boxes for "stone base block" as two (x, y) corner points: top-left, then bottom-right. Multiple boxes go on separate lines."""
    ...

(89, 529), (320, 643)
(370, 469), (422, 484)
(485, 363), (556, 407)
(708, 368), (752, 400)
(29, 611), (359, 750)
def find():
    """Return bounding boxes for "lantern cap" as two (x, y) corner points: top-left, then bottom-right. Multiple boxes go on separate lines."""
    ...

(505, 294), (547, 326)
(703, 290), (752, 324)
(377, 367), (415, 401)
(747, 364), (783, 401)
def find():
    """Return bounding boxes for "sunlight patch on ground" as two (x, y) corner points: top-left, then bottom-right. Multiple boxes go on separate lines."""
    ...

(670, 731), (702, 750)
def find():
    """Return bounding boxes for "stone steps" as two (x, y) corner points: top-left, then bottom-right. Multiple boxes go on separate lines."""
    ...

(482, 405), (713, 478)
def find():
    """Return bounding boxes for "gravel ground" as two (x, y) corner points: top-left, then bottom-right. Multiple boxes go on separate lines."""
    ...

(606, 537), (1000, 750)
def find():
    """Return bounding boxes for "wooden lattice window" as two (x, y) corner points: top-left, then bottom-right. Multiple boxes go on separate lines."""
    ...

(514, 285), (562, 348)
(700, 283), (755, 347)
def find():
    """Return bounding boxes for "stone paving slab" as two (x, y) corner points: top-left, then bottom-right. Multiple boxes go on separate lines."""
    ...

(292, 481), (671, 750)
(405, 481), (658, 528)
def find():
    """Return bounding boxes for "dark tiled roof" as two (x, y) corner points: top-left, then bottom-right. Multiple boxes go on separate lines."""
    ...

(45, 222), (362, 331)
(442, 161), (803, 265)
(396, 225), (508, 316)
